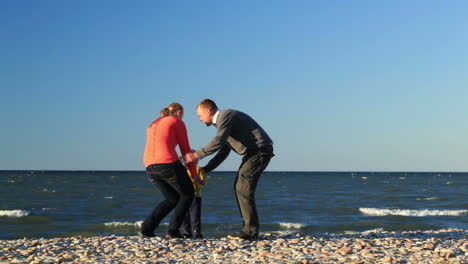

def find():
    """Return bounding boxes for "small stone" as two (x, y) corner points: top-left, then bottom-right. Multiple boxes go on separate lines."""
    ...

(382, 256), (393, 262)
(19, 249), (34, 255)
(460, 243), (468, 252)
(445, 251), (455, 258)
(338, 246), (353, 255)
(440, 249), (455, 257)
(355, 244), (365, 250)
(276, 238), (286, 244)
(361, 249), (371, 255)
(290, 238), (301, 243)
(135, 251), (147, 258)
(410, 246), (423, 252)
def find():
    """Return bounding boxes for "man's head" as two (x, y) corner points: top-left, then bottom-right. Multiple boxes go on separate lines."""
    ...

(196, 99), (218, 126)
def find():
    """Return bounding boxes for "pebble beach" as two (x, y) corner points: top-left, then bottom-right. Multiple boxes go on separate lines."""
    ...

(1, 229), (466, 264)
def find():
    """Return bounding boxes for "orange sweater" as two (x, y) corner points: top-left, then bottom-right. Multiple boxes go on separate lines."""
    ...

(143, 116), (198, 179)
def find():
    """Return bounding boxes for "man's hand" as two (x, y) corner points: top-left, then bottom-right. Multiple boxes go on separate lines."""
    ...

(185, 152), (199, 164)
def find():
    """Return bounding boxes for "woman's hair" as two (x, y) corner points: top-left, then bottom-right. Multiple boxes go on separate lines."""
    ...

(149, 103), (183, 127)
(167, 102), (184, 115)
(160, 108), (170, 117)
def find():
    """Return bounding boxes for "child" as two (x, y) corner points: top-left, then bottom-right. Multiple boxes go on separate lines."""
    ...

(181, 166), (207, 239)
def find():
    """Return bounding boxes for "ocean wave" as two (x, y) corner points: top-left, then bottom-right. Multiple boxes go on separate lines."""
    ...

(359, 208), (468, 217)
(279, 222), (306, 229)
(103, 221), (170, 227)
(416, 197), (440, 201)
(0, 210), (30, 218)
(104, 221), (143, 227)
(273, 231), (296, 236)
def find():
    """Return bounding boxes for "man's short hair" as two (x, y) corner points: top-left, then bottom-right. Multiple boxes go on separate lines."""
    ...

(197, 99), (218, 112)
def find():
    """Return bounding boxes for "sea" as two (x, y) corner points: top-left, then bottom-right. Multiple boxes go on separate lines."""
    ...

(1, 171), (467, 240)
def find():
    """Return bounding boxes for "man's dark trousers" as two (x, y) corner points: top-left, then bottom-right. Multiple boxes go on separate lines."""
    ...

(234, 145), (274, 237)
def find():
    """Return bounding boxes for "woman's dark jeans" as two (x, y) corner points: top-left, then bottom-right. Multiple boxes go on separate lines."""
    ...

(141, 161), (194, 235)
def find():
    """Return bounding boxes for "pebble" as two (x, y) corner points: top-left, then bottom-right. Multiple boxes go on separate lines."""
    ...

(338, 246), (353, 255)
(0, 229), (466, 264)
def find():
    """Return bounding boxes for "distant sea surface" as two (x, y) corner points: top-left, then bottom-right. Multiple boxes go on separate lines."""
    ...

(1, 171), (467, 240)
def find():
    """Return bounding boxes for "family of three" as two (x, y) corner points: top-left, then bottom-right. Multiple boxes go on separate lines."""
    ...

(142, 99), (274, 240)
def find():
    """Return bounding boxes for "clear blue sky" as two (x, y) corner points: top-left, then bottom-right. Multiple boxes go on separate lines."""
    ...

(1, 1), (467, 171)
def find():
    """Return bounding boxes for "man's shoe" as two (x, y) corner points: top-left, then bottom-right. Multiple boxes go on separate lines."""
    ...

(139, 231), (156, 238)
(227, 231), (258, 241)
(166, 230), (183, 239)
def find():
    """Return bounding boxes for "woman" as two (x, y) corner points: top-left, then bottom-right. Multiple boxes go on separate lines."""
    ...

(142, 102), (201, 238)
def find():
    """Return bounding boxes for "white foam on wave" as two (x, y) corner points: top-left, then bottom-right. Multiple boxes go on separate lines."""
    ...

(362, 228), (384, 234)
(279, 222), (306, 229)
(41, 189), (56, 193)
(273, 231), (295, 236)
(104, 221), (143, 227)
(416, 197), (440, 201)
(103, 221), (169, 227)
(360, 208), (468, 217)
(0, 210), (30, 218)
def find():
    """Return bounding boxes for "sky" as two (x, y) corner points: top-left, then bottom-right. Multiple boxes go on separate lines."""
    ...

(1, 0), (467, 171)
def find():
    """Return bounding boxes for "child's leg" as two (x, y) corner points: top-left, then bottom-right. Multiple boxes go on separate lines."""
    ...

(180, 210), (192, 236)
(190, 197), (202, 237)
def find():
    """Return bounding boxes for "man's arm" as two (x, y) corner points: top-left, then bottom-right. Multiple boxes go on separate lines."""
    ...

(195, 111), (232, 159)
(203, 144), (231, 173)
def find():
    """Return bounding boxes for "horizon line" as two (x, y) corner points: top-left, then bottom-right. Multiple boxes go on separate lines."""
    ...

(1, 169), (467, 173)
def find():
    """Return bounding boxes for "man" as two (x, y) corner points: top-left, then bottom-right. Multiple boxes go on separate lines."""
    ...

(185, 99), (274, 240)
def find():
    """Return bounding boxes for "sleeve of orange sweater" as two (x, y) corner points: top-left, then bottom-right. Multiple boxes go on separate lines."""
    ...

(175, 120), (198, 179)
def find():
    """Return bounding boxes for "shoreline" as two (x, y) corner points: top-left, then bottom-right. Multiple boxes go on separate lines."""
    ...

(1, 229), (466, 264)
